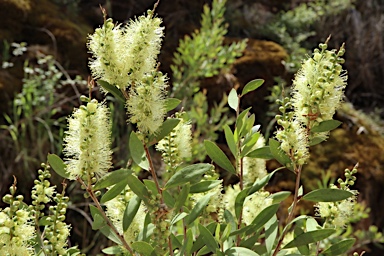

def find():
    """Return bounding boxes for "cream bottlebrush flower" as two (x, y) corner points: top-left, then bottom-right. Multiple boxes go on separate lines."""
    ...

(88, 11), (164, 89)
(291, 43), (347, 127)
(243, 191), (272, 225)
(276, 119), (309, 165)
(157, 115), (193, 169)
(105, 187), (145, 245)
(222, 184), (272, 225)
(0, 209), (35, 255)
(243, 135), (267, 185)
(127, 72), (168, 135)
(63, 100), (112, 180)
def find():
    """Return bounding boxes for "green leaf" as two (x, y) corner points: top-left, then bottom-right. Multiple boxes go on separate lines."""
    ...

(198, 223), (218, 253)
(171, 212), (188, 226)
(322, 238), (356, 255)
(265, 215), (278, 254)
(204, 140), (236, 175)
(102, 246), (125, 254)
(283, 229), (336, 248)
(237, 108), (252, 138)
(311, 120), (342, 133)
(228, 88), (238, 111)
(246, 146), (273, 159)
(252, 204), (280, 231)
(100, 225), (123, 245)
(126, 174), (150, 204)
(131, 241), (155, 256)
(302, 188), (354, 202)
(190, 180), (222, 193)
(164, 98), (181, 112)
(47, 154), (69, 179)
(225, 247), (260, 256)
(241, 132), (260, 157)
(100, 180), (126, 204)
(248, 169), (279, 195)
(187, 193), (212, 225)
(309, 136), (328, 146)
(94, 169), (132, 190)
(129, 132), (149, 170)
(235, 188), (249, 219)
(224, 124), (237, 157)
(174, 183), (190, 212)
(269, 139), (293, 170)
(165, 163), (213, 189)
(181, 229), (194, 256)
(241, 79), (264, 97)
(154, 118), (181, 143)
(97, 80), (125, 103)
(123, 195), (141, 232)
(269, 191), (291, 204)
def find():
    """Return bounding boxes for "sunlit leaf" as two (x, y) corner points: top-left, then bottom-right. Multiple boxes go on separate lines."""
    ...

(302, 188), (354, 202)
(228, 88), (238, 111)
(283, 229), (336, 248)
(100, 180), (126, 204)
(204, 140), (236, 175)
(94, 169), (131, 190)
(241, 79), (264, 97)
(311, 120), (342, 133)
(165, 164), (213, 189)
(47, 154), (69, 179)
(129, 132), (149, 170)
(322, 238), (356, 255)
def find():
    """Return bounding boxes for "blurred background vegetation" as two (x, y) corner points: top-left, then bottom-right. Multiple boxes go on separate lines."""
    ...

(1, 0), (384, 254)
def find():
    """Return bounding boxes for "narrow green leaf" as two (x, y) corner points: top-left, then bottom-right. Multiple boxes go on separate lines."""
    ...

(164, 98), (181, 112)
(100, 180), (126, 204)
(322, 238), (356, 255)
(228, 88), (238, 111)
(154, 118), (181, 143)
(204, 140), (236, 175)
(131, 241), (155, 256)
(165, 163), (213, 189)
(123, 195), (141, 232)
(47, 154), (69, 179)
(224, 124), (237, 157)
(174, 183), (190, 212)
(294, 226), (309, 255)
(92, 213), (105, 230)
(248, 169), (279, 195)
(198, 223), (218, 253)
(126, 174), (150, 204)
(100, 225), (123, 245)
(129, 132), (149, 170)
(97, 80), (125, 103)
(252, 204), (280, 231)
(187, 193), (212, 225)
(265, 215), (278, 254)
(181, 229), (194, 256)
(236, 107), (252, 133)
(269, 139), (293, 170)
(191, 222), (217, 253)
(102, 246), (125, 255)
(302, 188), (354, 202)
(241, 79), (264, 97)
(283, 229), (336, 248)
(235, 188), (249, 219)
(311, 120), (342, 133)
(269, 191), (291, 204)
(246, 146), (273, 159)
(190, 180), (222, 193)
(94, 169), (132, 190)
(309, 136), (327, 146)
(171, 212), (188, 226)
(225, 247), (260, 256)
(241, 132), (260, 157)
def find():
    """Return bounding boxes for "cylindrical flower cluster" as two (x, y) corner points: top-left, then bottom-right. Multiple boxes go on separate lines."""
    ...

(63, 100), (112, 180)
(292, 43), (347, 127)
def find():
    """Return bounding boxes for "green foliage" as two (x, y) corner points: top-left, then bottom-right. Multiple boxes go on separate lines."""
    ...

(171, 0), (247, 100)
(1, 2), (383, 256)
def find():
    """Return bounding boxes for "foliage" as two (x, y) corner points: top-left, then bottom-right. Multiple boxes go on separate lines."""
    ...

(266, 0), (355, 72)
(0, 1), (383, 256)
(0, 42), (85, 173)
